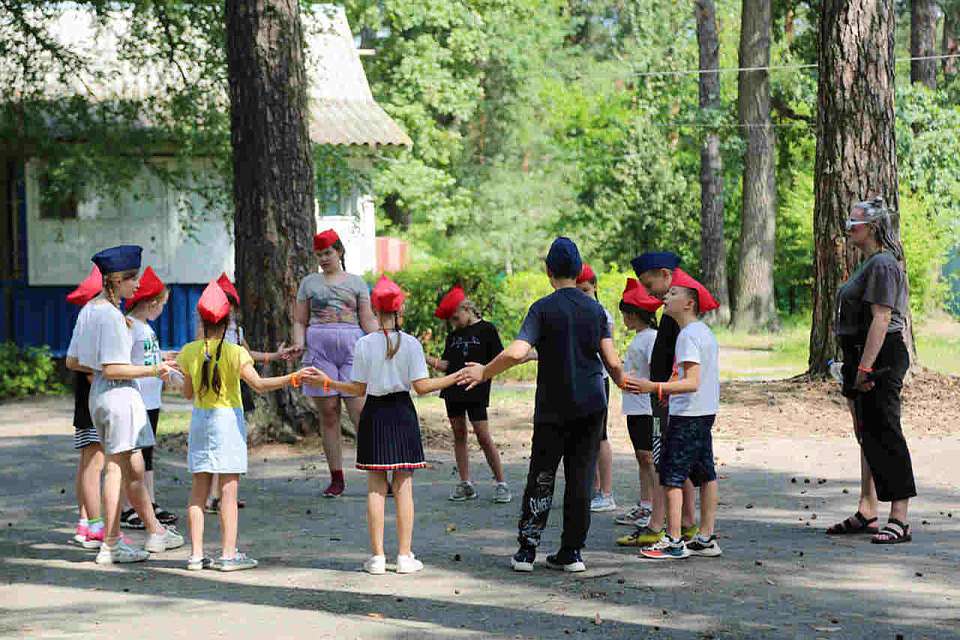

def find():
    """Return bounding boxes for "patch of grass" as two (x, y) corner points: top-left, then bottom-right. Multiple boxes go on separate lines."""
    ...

(157, 411), (191, 436)
(916, 314), (960, 375)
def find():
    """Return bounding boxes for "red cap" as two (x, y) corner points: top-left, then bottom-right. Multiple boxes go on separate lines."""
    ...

(125, 266), (165, 309)
(576, 263), (596, 284)
(621, 278), (663, 313)
(197, 280), (231, 324)
(313, 228), (340, 251)
(670, 268), (719, 314)
(371, 276), (405, 313)
(217, 272), (240, 305)
(66, 265), (103, 307)
(434, 285), (466, 320)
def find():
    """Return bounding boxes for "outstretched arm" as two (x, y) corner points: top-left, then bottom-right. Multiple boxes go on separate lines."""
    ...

(411, 372), (460, 396)
(457, 339), (532, 390)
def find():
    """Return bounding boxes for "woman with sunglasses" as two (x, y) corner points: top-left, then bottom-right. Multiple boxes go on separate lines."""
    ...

(826, 197), (916, 544)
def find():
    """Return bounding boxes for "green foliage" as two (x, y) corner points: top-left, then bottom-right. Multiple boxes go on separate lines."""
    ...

(0, 343), (64, 400)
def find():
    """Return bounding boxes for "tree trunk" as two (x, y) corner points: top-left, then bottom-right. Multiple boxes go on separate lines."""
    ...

(810, 0), (913, 376)
(944, 3), (959, 78)
(733, 0), (778, 332)
(911, 0), (939, 89)
(695, 0), (730, 325)
(225, 0), (317, 441)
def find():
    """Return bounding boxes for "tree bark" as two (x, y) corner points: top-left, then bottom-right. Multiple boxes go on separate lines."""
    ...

(911, 0), (939, 89)
(944, 3), (959, 78)
(810, 0), (913, 376)
(733, 0), (778, 332)
(225, 0), (317, 440)
(695, 0), (730, 325)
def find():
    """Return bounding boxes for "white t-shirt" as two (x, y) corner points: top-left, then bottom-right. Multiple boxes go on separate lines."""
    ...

(351, 331), (429, 397)
(67, 301), (134, 371)
(621, 327), (657, 416)
(669, 321), (720, 416)
(129, 317), (163, 410)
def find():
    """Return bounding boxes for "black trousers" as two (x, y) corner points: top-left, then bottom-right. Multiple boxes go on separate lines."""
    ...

(517, 411), (604, 550)
(842, 332), (916, 502)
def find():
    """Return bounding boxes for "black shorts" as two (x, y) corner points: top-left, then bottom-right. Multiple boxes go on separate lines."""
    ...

(445, 400), (488, 422)
(627, 415), (654, 451)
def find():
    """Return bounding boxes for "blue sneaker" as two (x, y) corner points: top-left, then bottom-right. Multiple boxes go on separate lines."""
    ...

(546, 548), (586, 572)
(511, 545), (536, 572)
(640, 535), (690, 560)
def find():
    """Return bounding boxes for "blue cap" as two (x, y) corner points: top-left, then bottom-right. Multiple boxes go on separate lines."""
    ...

(91, 245), (143, 275)
(631, 251), (680, 277)
(545, 237), (582, 279)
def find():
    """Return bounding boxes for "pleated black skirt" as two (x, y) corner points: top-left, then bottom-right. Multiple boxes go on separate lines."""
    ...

(356, 391), (427, 471)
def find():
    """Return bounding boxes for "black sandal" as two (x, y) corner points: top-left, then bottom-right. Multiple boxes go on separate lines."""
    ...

(826, 511), (879, 535)
(871, 518), (912, 544)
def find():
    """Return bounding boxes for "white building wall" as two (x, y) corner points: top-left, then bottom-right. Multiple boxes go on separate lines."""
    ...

(316, 184), (376, 277)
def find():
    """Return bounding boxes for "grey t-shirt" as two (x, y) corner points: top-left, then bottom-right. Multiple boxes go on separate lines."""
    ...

(836, 252), (907, 337)
(297, 272), (370, 325)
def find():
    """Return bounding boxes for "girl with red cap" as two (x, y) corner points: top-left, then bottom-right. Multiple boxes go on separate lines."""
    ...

(66, 265), (106, 549)
(66, 245), (184, 564)
(576, 264), (617, 514)
(317, 277), (461, 575)
(178, 280), (322, 572)
(613, 279), (662, 532)
(426, 285), (511, 503)
(118, 266), (178, 529)
(291, 229), (379, 498)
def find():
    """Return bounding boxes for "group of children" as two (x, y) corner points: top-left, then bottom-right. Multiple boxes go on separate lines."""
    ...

(64, 233), (723, 575)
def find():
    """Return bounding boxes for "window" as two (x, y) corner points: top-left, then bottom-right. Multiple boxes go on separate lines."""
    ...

(317, 181), (341, 217)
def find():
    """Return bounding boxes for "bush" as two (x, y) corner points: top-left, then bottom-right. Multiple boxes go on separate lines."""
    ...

(0, 342), (64, 399)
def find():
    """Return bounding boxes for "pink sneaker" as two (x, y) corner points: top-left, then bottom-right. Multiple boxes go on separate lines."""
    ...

(82, 529), (104, 550)
(73, 523), (89, 544)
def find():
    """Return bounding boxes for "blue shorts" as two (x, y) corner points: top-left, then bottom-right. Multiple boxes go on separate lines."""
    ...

(659, 414), (717, 488)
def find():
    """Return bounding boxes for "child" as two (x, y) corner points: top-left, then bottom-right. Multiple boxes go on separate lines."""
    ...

(120, 266), (178, 529)
(625, 270), (722, 560)
(576, 264), (617, 514)
(178, 280), (320, 572)
(426, 284), (511, 503)
(66, 245), (183, 564)
(318, 276), (460, 575)
(614, 279), (661, 531)
(459, 238), (624, 573)
(66, 265), (106, 549)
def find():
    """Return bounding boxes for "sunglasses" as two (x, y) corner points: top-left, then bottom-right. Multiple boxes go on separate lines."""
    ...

(844, 219), (870, 231)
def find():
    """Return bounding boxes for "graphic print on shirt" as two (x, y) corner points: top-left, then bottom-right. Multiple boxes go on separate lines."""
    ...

(449, 335), (482, 360)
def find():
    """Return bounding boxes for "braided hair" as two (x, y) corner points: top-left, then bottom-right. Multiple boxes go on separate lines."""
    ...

(198, 318), (228, 398)
(853, 196), (904, 263)
(382, 311), (401, 360)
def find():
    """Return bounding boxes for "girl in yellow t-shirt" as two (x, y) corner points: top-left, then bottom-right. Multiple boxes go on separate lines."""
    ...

(178, 280), (320, 572)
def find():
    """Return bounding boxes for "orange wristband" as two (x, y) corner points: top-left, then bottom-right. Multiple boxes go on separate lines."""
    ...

(290, 372), (301, 388)
(857, 365), (873, 373)
(323, 379), (330, 394)
(264, 353), (271, 364)
(657, 383), (663, 402)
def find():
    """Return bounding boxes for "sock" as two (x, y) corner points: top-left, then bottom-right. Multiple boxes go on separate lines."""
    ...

(331, 470), (344, 486)
(88, 518), (104, 534)
(640, 501), (652, 510)
(78, 517), (88, 527)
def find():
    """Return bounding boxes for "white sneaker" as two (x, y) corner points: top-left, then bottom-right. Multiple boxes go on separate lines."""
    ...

(95, 539), (149, 564)
(590, 493), (617, 512)
(363, 555), (387, 575)
(396, 553), (424, 574)
(144, 526), (185, 553)
(493, 482), (512, 504)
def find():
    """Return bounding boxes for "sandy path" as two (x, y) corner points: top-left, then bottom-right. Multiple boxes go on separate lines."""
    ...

(0, 395), (958, 639)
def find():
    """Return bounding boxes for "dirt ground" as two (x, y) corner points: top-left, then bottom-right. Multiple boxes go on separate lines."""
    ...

(1, 377), (959, 639)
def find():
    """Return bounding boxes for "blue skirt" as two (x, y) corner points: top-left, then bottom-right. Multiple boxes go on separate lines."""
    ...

(188, 407), (248, 474)
(356, 392), (426, 471)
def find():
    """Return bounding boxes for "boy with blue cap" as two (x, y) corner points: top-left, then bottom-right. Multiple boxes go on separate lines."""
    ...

(459, 237), (624, 573)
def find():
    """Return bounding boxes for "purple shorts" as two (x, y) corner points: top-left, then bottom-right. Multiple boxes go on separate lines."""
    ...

(303, 323), (364, 398)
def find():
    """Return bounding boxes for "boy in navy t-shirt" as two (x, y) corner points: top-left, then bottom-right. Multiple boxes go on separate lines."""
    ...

(458, 237), (624, 573)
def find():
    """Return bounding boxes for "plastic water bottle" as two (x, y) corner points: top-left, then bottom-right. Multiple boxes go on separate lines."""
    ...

(827, 359), (843, 383)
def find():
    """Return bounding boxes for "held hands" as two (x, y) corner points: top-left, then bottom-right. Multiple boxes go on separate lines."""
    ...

(156, 360), (181, 382)
(298, 366), (325, 387)
(456, 362), (486, 391)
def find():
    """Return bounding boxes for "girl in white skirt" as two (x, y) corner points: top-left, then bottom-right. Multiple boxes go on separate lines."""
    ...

(178, 280), (321, 572)
(318, 276), (461, 575)
(66, 245), (184, 564)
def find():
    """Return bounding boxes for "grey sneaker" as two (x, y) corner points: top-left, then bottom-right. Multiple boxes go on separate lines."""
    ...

(590, 492), (617, 513)
(95, 539), (149, 565)
(145, 525), (185, 553)
(186, 556), (214, 571)
(218, 552), (258, 572)
(449, 481), (478, 502)
(615, 503), (652, 527)
(493, 482), (512, 504)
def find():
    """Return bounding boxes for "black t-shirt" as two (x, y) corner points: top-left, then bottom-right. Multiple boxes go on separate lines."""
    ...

(440, 320), (504, 405)
(650, 313), (680, 382)
(516, 287), (611, 423)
